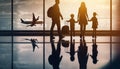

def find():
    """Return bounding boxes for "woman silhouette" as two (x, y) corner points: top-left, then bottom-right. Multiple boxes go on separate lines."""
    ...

(77, 2), (89, 39)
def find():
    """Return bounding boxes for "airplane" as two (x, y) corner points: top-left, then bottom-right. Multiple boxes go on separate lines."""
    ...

(20, 13), (43, 27)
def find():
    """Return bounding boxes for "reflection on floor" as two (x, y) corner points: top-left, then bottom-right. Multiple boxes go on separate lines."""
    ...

(7, 36), (111, 69)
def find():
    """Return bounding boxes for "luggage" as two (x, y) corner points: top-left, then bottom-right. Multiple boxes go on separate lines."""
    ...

(62, 40), (69, 48)
(62, 22), (69, 35)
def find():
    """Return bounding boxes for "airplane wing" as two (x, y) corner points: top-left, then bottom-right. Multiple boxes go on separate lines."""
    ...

(35, 21), (43, 24)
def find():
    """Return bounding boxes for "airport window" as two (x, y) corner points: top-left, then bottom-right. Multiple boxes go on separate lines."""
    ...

(0, 0), (119, 69)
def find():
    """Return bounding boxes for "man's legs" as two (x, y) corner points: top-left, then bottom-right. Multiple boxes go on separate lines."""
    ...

(50, 22), (55, 39)
(56, 22), (62, 39)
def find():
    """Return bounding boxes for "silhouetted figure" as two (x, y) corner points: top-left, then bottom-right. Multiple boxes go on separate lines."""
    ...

(48, 37), (63, 69)
(77, 39), (89, 69)
(88, 12), (98, 38)
(66, 39), (77, 61)
(25, 38), (39, 52)
(66, 14), (77, 36)
(90, 39), (98, 64)
(49, 0), (63, 39)
(77, 2), (89, 39)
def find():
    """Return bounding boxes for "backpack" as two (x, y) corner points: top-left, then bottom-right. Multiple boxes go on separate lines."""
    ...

(47, 6), (54, 18)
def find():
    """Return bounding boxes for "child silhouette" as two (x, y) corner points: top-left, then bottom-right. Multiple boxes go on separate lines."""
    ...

(88, 12), (98, 38)
(66, 14), (77, 36)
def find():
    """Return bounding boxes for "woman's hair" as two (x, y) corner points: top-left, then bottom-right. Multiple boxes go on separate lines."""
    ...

(81, 2), (86, 8)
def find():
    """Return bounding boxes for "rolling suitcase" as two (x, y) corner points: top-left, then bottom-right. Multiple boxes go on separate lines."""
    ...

(62, 40), (69, 48)
(62, 22), (69, 35)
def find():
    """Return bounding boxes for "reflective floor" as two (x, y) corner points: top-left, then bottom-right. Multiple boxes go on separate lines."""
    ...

(0, 36), (116, 69)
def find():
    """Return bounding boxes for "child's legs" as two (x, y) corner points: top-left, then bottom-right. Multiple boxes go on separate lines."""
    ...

(94, 28), (96, 38)
(71, 27), (75, 36)
(93, 28), (96, 37)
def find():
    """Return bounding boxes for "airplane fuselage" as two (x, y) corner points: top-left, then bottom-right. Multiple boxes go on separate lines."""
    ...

(22, 21), (43, 24)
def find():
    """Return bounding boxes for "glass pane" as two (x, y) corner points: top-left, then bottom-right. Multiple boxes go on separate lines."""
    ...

(0, 44), (11, 69)
(13, 0), (43, 30)
(13, 44), (43, 69)
(112, 43), (120, 59)
(112, 0), (119, 30)
(0, 0), (11, 30)
(13, 36), (43, 43)
(0, 36), (11, 42)
(112, 36), (120, 43)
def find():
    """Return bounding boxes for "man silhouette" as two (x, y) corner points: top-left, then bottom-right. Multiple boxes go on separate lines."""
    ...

(50, 0), (63, 39)
(48, 37), (63, 69)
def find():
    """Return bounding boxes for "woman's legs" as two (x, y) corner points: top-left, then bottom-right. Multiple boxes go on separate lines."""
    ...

(83, 24), (86, 37)
(80, 24), (83, 38)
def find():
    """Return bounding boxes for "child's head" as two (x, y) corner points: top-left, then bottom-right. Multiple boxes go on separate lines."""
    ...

(70, 14), (74, 18)
(93, 12), (97, 17)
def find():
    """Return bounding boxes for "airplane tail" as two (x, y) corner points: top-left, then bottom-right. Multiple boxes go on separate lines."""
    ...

(21, 19), (24, 23)
(32, 13), (39, 21)
(36, 16), (39, 20)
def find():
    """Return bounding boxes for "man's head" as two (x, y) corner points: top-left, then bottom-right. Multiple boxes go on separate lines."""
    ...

(55, 0), (60, 4)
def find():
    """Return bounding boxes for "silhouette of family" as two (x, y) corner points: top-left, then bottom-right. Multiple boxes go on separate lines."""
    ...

(47, 0), (99, 69)
(47, 0), (98, 39)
